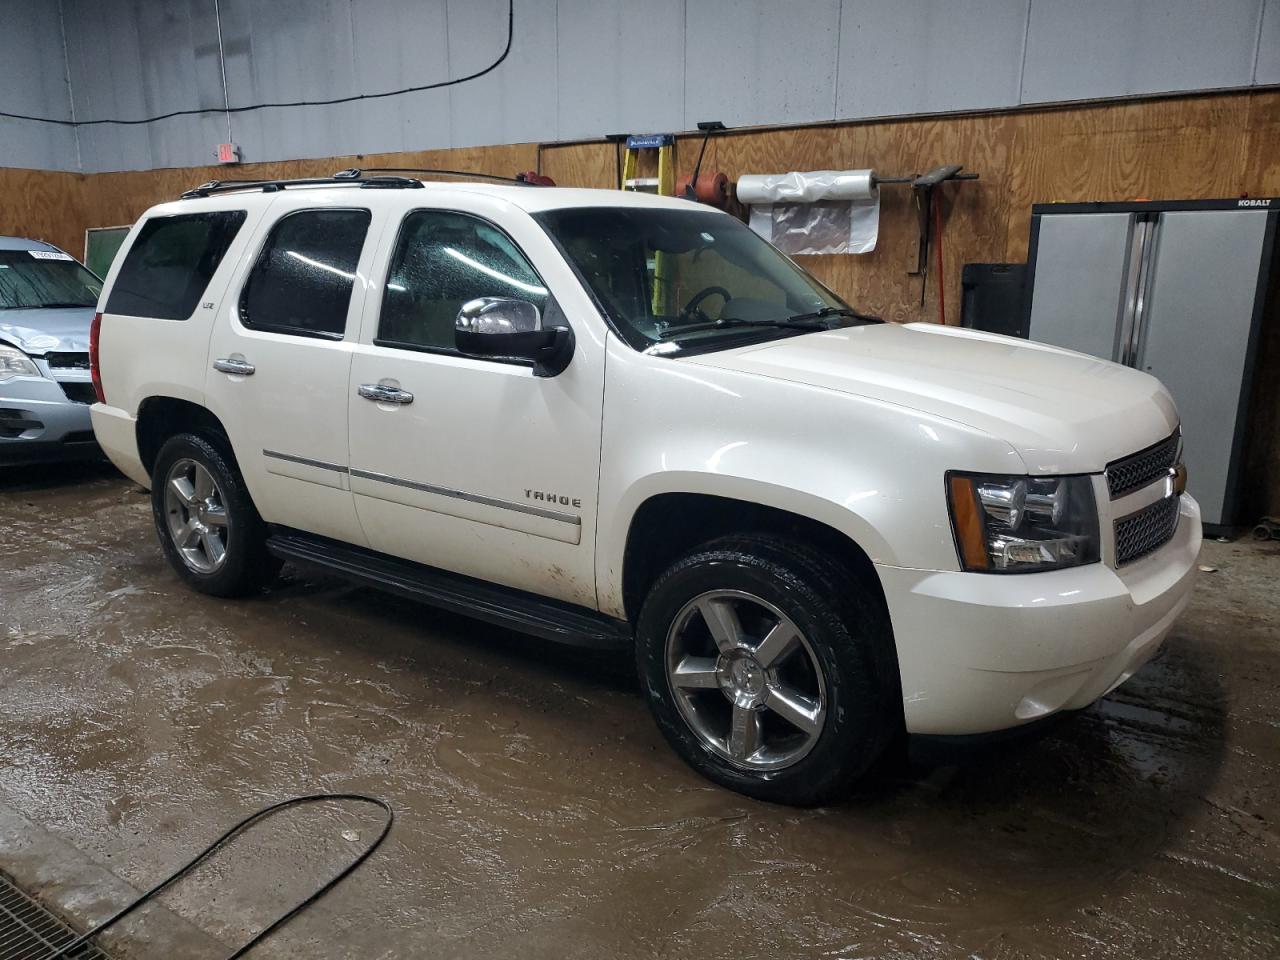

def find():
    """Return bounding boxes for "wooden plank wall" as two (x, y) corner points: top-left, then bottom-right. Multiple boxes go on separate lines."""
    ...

(541, 88), (1280, 323)
(4, 89), (1276, 323)
(0, 167), (87, 256)
(0, 142), (539, 264)
(2, 87), (1278, 511)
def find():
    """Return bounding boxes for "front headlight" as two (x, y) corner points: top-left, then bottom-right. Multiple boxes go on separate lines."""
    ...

(0, 345), (41, 382)
(947, 472), (1100, 573)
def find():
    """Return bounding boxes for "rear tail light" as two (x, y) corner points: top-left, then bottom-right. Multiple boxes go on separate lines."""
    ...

(89, 311), (105, 403)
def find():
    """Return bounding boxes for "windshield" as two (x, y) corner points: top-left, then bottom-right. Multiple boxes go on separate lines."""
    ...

(0, 250), (102, 309)
(534, 206), (877, 354)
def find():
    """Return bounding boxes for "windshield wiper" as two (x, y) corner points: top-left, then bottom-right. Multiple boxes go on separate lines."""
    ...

(656, 305), (881, 341)
(657, 316), (829, 340)
(784, 306), (882, 324)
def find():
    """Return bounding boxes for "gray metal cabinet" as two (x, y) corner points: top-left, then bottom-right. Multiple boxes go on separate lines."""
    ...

(1025, 199), (1278, 529)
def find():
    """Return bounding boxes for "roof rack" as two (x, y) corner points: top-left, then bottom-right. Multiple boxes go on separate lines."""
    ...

(179, 166), (550, 200)
(180, 174), (422, 199)
(337, 167), (547, 186)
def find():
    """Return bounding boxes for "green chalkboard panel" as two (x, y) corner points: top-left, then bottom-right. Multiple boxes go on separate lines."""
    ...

(84, 226), (131, 279)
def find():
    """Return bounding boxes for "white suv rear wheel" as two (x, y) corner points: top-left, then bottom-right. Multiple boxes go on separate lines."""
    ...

(150, 433), (280, 597)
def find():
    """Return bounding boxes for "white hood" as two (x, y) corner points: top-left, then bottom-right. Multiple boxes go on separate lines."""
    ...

(687, 322), (1178, 474)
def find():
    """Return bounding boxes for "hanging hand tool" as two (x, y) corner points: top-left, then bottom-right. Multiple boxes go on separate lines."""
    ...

(907, 165), (979, 312)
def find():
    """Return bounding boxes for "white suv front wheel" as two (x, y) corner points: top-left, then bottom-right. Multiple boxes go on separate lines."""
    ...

(664, 588), (828, 772)
(636, 535), (899, 806)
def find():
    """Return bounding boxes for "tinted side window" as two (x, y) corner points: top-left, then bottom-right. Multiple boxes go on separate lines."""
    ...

(378, 210), (548, 351)
(240, 209), (371, 339)
(105, 211), (246, 320)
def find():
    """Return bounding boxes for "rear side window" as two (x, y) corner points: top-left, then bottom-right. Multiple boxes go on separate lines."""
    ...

(239, 208), (371, 340)
(378, 210), (548, 352)
(106, 211), (247, 320)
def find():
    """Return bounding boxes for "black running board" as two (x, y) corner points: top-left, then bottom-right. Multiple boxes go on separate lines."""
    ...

(267, 529), (633, 650)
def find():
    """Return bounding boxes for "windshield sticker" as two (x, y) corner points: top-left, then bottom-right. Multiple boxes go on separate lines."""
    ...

(29, 250), (74, 261)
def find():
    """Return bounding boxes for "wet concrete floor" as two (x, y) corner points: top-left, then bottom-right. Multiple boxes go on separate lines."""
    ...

(1, 463), (1277, 959)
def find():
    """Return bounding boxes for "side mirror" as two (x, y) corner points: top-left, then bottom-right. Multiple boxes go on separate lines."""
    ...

(454, 297), (573, 377)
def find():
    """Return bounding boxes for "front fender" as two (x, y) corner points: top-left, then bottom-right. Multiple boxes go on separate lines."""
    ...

(613, 469), (897, 563)
(595, 338), (1024, 618)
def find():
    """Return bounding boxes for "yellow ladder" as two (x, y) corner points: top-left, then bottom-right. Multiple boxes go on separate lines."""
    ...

(621, 134), (676, 315)
(620, 133), (676, 195)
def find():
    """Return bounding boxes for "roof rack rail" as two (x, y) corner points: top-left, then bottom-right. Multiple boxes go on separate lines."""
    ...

(336, 167), (548, 186)
(178, 165), (553, 200)
(179, 173), (423, 200)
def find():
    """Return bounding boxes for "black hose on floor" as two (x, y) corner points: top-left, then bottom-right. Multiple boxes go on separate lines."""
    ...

(50, 794), (394, 960)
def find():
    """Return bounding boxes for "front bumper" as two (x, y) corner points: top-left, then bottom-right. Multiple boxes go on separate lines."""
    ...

(0, 375), (98, 465)
(878, 493), (1202, 735)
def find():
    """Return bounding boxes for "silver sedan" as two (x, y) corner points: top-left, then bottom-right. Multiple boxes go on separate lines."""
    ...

(0, 237), (104, 466)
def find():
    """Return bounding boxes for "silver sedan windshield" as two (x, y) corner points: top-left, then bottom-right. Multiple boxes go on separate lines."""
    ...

(0, 251), (102, 310)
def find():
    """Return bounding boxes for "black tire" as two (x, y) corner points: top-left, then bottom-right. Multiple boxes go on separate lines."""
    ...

(635, 534), (900, 806)
(150, 432), (281, 597)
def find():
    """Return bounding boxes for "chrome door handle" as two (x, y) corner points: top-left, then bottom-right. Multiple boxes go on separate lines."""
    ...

(213, 358), (256, 376)
(358, 383), (414, 404)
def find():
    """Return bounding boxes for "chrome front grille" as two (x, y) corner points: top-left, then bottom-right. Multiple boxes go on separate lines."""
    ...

(1106, 431), (1180, 498)
(1114, 494), (1181, 565)
(1107, 429), (1183, 566)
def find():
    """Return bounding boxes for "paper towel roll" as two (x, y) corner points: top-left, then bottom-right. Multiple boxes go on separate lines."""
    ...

(736, 169), (877, 205)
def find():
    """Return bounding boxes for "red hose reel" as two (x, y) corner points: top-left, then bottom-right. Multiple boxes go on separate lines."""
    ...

(676, 171), (730, 208)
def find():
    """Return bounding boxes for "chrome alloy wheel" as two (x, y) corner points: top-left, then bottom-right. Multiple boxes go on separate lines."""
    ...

(163, 458), (230, 574)
(665, 589), (827, 771)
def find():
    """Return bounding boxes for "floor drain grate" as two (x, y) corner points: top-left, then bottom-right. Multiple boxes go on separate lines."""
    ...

(0, 871), (111, 960)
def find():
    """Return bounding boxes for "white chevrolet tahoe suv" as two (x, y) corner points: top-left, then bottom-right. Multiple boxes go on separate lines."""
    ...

(90, 171), (1201, 805)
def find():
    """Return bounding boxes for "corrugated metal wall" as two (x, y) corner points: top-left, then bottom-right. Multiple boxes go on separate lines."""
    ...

(7, 0), (1280, 173)
(1, 1), (79, 170)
